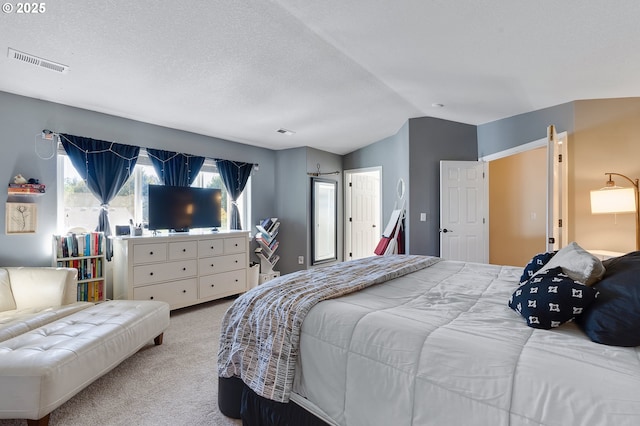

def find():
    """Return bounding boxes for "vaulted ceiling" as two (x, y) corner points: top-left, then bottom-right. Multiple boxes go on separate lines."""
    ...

(1, 1), (639, 154)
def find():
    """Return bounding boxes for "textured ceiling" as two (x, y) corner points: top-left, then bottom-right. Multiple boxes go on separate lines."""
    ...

(1, 1), (639, 155)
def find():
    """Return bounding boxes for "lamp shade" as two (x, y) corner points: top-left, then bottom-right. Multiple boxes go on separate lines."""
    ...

(590, 187), (636, 214)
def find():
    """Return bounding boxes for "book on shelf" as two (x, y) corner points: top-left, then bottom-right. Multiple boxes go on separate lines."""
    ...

(8, 183), (46, 193)
(54, 232), (104, 258)
(256, 232), (278, 245)
(57, 257), (103, 281)
(258, 218), (279, 235)
(77, 280), (103, 302)
(256, 237), (279, 254)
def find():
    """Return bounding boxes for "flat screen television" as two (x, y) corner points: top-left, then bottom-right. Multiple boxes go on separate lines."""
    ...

(148, 184), (222, 232)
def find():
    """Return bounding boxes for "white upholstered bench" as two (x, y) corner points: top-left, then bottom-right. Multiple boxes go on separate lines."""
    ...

(0, 299), (170, 426)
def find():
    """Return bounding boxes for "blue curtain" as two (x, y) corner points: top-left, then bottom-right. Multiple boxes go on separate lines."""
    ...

(60, 134), (140, 260)
(215, 160), (253, 230)
(146, 148), (205, 186)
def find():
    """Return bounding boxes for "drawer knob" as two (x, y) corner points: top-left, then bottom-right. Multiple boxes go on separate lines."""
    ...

(210, 264), (214, 267)
(150, 296), (154, 300)
(210, 246), (214, 249)
(150, 272), (154, 276)
(182, 248), (186, 252)
(235, 279), (238, 282)
(183, 267), (186, 271)
(210, 284), (215, 287)
(150, 251), (154, 255)
(182, 289), (187, 293)
(235, 243), (238, 247)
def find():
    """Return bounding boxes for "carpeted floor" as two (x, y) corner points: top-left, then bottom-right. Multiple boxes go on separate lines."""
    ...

(0, 298), (243, 426)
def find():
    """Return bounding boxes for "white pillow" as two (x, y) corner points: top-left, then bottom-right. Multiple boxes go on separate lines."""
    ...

(531, 242), (605, 286)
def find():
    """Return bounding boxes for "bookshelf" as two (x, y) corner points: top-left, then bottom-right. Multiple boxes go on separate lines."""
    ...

(255, 218), (280, 276)
(52, 232), (106, 302)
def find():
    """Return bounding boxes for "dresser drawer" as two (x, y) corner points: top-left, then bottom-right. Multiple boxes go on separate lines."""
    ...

(199, 269), (246, 299)
(133, 279), (197, 307)
(198, 238), (224, 257)
(169, 240), (197, 260)
(224, 237), (246, 254)
(198, 253), (245, 275)
(133, 259), (198, 286)
(133, 243), (167, 264)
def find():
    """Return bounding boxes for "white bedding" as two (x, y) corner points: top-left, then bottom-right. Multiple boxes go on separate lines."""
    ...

(292, 259), (640, 426)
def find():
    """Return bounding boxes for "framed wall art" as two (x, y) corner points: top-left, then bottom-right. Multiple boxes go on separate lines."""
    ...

(5, 202), (37, 234)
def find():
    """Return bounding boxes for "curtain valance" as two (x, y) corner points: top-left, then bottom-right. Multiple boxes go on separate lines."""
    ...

(146, 148), (205, 187)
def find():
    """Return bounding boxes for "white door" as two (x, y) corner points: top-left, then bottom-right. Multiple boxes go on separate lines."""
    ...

(345, 168), (381, 260)
(440, 161), (488, 262)
(546, 126), (568, 252)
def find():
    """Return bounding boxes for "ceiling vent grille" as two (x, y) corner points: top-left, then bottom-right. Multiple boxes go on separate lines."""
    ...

(276, 128), (295, 136)
(7, 48), (69, 74)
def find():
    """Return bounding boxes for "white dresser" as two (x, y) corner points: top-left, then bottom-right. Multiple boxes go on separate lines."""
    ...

(112, 231), (250, 310)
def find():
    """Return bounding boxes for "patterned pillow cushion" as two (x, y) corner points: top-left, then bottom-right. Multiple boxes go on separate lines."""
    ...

(520, 251), (557, 284)
(509, 266), (599, 330)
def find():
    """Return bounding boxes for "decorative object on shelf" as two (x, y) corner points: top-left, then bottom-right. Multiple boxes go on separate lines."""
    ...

(53, 232), (106, 302)
(590, 172), (639, 250)
(12, 174), (27, 184)
(255, 218), (280, 274)
(5, 202), (37, 234)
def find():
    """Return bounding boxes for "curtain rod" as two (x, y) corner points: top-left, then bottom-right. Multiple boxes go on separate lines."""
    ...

(307, 163), (340, 177)
(44, 129), (259, 169)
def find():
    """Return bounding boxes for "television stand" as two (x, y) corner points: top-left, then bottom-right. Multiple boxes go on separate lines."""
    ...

(112, 231), (250, 310)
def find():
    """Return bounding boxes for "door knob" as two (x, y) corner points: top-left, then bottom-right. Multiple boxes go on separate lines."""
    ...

(442, 228), (451, 233)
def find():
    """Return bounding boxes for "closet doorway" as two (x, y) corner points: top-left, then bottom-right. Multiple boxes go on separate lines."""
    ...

(481, 129), (568, 266)
(344, 167), (382, 260)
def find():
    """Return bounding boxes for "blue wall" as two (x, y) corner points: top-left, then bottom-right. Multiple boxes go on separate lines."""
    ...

(0, 89), (583, 268)
(0, 91), (279, 267)
(408, 117), (477, 255)
(477, 102), (574, 157)
(343, 117), (477, 256)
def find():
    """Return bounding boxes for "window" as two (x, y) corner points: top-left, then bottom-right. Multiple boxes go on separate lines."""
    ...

(57, 148), (250, 234)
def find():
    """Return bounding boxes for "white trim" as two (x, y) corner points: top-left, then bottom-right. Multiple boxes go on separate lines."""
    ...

(479, 138), (547, 162)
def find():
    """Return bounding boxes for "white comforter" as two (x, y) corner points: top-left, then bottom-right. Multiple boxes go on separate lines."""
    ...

(292, 260), (640, 426)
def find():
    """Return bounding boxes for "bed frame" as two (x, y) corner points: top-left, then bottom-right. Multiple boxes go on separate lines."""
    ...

(218, 377), (329, 426)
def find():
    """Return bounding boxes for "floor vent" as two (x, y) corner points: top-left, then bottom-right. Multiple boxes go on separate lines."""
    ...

(8, 48), (69, 74)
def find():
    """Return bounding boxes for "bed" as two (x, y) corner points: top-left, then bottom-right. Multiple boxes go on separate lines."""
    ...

(217, 247), (640, 426)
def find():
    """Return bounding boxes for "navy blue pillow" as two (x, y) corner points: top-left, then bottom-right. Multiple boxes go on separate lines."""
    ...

(520, 251), (557, 284)
(576, 251), (640, 346)
(509, 266), (599, 330)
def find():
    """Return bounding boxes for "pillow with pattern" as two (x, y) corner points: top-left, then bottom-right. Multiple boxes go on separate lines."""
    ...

(520, 251), (557, 284)
(509, 266), (599, 330)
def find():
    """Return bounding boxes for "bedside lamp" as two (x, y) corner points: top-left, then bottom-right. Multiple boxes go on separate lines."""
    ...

(590, 172), (639, 250)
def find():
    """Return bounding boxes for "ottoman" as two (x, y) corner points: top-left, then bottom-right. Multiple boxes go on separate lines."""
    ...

(0, 300), (170, 426)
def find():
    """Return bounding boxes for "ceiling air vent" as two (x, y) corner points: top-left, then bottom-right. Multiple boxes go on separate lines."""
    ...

(276, 128), (295, 136)
(7, 48), (69, 74)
